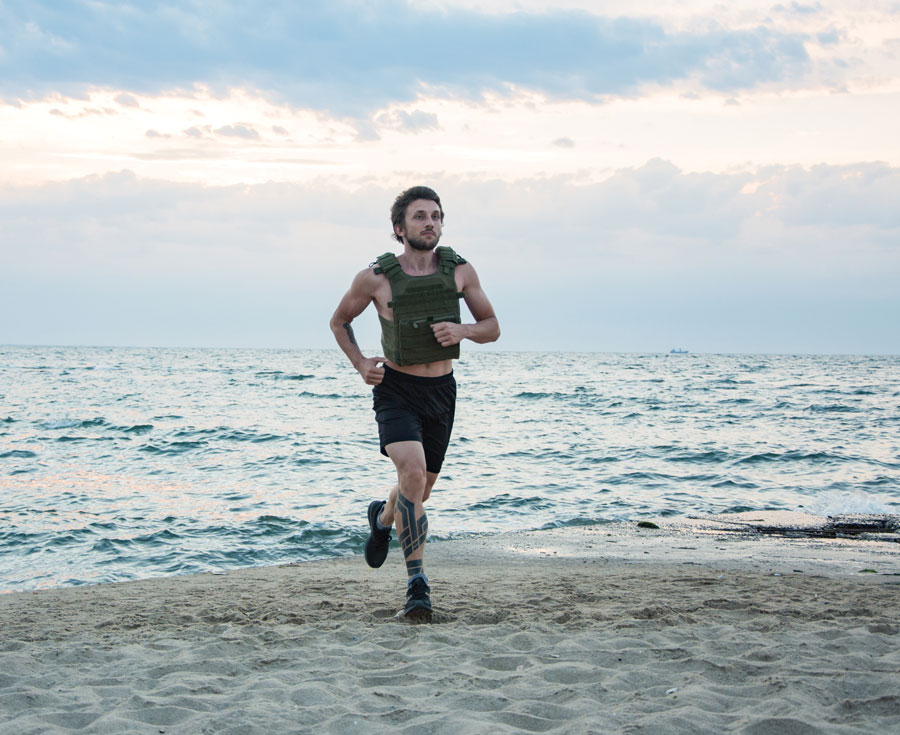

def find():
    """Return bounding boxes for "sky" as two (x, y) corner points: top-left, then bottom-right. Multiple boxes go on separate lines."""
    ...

(1, 0), (898, 354)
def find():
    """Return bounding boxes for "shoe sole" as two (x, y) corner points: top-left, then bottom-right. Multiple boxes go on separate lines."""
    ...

(364, 500), (390, 569)
(401, 605), (433, 623)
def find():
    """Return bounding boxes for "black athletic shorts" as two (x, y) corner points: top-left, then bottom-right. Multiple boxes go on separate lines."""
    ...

(372, 365), (457, 474)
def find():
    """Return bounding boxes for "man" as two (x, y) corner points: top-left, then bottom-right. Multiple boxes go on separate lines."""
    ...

(329, 186), (500, 620)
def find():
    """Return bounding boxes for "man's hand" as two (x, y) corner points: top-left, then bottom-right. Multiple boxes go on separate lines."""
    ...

(356, 356), (386, 385)
(431, 321), (466, 347)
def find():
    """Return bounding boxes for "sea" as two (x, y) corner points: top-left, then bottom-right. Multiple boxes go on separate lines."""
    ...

(1, 346), (898, 593)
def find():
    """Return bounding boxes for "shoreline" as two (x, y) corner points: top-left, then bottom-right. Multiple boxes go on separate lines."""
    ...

(2, 515), (899, 734)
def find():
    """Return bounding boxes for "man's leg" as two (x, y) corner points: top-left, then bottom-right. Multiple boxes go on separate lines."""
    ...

(385, 441), (436, 616)
(384, 441), (429, 577)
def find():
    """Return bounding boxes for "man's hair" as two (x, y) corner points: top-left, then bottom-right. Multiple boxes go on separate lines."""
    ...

(390, 186), (444, 243)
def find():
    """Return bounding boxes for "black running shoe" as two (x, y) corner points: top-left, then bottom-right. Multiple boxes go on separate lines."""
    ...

(364, 500), (391, 568)
(404, 574), (433, 619)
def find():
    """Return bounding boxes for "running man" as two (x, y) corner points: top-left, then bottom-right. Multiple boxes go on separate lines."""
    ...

(329, 186), (500, 619)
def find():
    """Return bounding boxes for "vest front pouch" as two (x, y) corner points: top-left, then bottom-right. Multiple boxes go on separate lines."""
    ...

(376, 247), (465, 366)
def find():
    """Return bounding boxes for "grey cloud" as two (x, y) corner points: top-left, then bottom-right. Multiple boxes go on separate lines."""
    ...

(2, 164), (898, 352)
(553, 137), (575, 148)
(353, 120), (381, 142)
(47, 105), (115, 119)
(214, 124), (260, 139)
(374, 109), (439, 133)
(1, 1), (813, 117)
(115, 92), (139, 107)
(816, 30), (840, 45)
(773, 2), (823, 15)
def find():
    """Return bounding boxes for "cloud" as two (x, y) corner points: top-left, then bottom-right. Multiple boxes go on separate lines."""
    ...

(115, 92), (139, 107)
(1, 162), (898, 352)
(553, 137), (575, 148)
(47, 104), (115, 119)
(214, 124), (260, 139)
(182, 124), (263, 141)
(1, 1), (814, 116)
(773, 2), (824, 16)
(374, 109), (440, 133)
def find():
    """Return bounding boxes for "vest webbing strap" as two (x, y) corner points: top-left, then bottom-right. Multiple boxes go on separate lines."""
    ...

(374, 252), (403, 280)
(375, 247), (464, 277)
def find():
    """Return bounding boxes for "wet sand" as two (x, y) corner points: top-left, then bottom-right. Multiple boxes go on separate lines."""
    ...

(2, 513), (899, 734)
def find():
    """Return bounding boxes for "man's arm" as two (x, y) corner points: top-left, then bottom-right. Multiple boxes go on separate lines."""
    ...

(431, 262), (500, 347)
(329, 268), (387, 385)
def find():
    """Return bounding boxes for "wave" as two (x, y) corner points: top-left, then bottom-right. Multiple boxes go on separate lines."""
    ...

(111, 424), (154, 434)
(665, 449), (732, 463)
(730, 450), (898, 469)
(467, 494), (553, 512)
(139, 441), (207, 454)
(513, 391), (584, 401)
(42, 417), (108, 430)
(734, 450), (835, 465)
(711, 479), (759, 489)
(218, 430), (284, 443)
(808, 491), (895, 516)
(0, 450), (37, 459)
(805, 404), (862, 413)
(256, 370), (315, 381)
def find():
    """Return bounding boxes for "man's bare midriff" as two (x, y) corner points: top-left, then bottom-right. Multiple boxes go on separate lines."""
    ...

(384, 355), (453, 378)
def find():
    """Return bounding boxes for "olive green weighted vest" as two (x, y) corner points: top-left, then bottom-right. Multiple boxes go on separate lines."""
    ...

(375, 246), (466, 366)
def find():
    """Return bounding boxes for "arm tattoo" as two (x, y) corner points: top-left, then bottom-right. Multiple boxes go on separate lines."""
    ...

(343, 322), (358, 347)
(397, 492), (428, 560)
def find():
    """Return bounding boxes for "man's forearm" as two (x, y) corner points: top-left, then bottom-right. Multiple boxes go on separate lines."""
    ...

(462, 316), (500, 344)
(330, 316), (366, 370)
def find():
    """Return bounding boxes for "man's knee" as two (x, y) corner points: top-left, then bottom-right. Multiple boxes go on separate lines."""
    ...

(397, 463), (427, 496)
(386, 441), (428, 499)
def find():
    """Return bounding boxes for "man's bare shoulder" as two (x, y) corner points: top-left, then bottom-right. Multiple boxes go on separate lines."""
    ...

(351, 263), (386, 291)
(455, 259), (482, 287)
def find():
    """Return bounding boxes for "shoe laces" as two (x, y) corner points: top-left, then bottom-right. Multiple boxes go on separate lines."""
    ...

(408, 577), (430, 596)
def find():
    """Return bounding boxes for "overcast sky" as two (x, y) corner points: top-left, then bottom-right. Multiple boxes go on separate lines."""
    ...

(1, 0), (898, 354)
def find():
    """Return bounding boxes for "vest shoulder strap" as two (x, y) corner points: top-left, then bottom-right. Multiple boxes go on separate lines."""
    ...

(373, 252), (403, 282)
(436, 246), (466, 274)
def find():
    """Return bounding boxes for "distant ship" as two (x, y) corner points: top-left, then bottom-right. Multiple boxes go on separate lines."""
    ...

(669, 348), (689, 354)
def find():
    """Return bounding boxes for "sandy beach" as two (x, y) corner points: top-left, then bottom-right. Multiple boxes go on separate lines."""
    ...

(2, 514), (899, 734)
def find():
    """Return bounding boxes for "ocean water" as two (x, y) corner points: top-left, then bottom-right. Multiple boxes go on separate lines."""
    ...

(1, 346), (898, 593)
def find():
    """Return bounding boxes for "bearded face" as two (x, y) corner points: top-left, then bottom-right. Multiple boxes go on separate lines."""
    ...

(398, 199), (443, 251)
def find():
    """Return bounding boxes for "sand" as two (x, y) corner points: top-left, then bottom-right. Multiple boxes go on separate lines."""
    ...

(1, 513), (899, 734)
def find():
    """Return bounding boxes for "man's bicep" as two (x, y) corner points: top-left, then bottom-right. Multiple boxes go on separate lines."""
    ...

(335, 270), (376, 322)
(462, 268), (497, 322)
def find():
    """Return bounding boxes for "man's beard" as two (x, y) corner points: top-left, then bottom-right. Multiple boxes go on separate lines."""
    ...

(407, 231), (440, 251)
